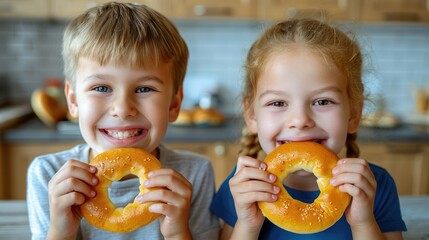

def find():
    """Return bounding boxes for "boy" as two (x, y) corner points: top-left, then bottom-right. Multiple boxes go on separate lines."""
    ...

(26, 2), (220, 239)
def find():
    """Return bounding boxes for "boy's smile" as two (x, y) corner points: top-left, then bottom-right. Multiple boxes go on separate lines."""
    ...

(102, 128), (145, 140)
(65, 57), (183, 157)
(100, 127), (148, 147)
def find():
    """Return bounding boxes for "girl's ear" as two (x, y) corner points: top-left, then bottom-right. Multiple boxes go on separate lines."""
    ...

(65, 81), (79, 118)
(243, 99), (258, 134)
(168, 86), (183, 122)
(348, 102), (363, 133)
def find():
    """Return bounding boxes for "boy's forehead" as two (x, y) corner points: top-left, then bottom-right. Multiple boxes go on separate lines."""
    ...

(76, 56), (168, 70)
(75, 57), (174, 82)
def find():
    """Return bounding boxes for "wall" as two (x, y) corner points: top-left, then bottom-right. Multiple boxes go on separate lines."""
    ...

(0, 19), (428, 118)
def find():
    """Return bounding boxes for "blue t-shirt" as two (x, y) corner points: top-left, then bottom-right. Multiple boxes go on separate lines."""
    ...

(210, 163), (407, 240)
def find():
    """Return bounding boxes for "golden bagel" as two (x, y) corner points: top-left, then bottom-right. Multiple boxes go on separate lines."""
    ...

(258, 141), (351, 233)
(81, 148), (162, 233)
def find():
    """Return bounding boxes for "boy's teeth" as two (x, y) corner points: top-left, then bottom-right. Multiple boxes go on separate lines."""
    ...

(106, 130), (140, 139)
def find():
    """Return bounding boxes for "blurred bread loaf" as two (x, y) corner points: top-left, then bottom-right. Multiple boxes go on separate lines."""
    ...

(192, 107), (225, 126)
(31, 89), (67, 126)
(173, 109), (194, 126)
(172, 107), (225, 127)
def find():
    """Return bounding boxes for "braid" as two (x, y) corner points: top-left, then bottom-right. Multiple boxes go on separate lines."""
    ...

(345, 132), (360, 158)
(239, 126), (266, 161)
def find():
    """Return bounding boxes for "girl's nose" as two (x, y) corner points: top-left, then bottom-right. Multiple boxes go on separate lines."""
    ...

(287, 106), (315, 130)
(110, 94), (137, 119)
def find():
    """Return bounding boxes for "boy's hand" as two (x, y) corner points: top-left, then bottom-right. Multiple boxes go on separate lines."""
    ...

(138, 168), (193, 239)
(331, 158), (377, 230)
(228, 156), (280, 236)
(47, 159), (98, 239)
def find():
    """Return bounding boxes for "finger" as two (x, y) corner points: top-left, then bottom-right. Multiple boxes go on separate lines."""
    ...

(236, 156), (266, 174)
(50, 191), (87, 210)
(230, 166), (276, 186)
(147, 169), (192, 190)
(331, 172), (376, 199)
(338, 183), (372, 202)
(50, 160), (98, 187)
(148, 202), (182, 218)
(52, 177), (97, 199)
(137, 189), (188, 210)
(234, 191), (278, 204)
(144, 176), (192, 199)
(333, 159), (376, 189)
(231, 180), (280, 195)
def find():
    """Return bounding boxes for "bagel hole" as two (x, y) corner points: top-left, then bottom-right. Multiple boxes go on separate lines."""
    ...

(108, 175), (139, 208)
(284, 170), (319, 203)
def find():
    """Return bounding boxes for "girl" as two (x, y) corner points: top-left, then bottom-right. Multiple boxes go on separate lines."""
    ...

(210, 18), (406, 240)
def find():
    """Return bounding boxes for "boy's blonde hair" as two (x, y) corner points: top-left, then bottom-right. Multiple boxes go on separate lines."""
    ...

(62, 2), (188, 92)
(240, 18), (364, 159)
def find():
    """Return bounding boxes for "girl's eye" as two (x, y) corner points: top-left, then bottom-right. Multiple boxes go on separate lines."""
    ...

(136, 87), (154, 93)
(93, 86), (111, 92)
(268, 101), (286, 107)
(314, 99), (332, 106)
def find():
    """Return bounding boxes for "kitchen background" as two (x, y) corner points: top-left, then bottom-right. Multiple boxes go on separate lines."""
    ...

(1, 3), (429, 239)
(0, 18), (428, 119)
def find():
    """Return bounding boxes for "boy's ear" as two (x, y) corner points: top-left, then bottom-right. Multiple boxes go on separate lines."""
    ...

(348, 102), (363, 133)
(243, 99), (258, 134)
(64, 81), (79, 118)
(168, 86), (183, 122)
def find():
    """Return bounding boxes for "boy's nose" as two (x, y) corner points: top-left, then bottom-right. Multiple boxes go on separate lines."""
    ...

(287, 106), (315, 130)
(110, 95), (137, 119)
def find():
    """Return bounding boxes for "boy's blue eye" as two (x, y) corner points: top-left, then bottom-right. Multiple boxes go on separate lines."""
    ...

(93, 86), (111, 92)
(136, 87), (153, 93)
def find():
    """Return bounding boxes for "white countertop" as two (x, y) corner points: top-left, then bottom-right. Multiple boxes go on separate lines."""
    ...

(400, 196), (429, 240)
(0, 196), (428, 239)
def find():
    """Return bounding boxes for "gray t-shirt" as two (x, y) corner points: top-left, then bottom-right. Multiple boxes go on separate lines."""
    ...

(27, 144), (220, 240)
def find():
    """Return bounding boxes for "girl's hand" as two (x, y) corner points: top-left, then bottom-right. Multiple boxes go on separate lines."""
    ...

(47, 159), (98, 240)
(229, 156), (280, 236)
(137, 169), (193, 240)
(331, 158), (377, 230)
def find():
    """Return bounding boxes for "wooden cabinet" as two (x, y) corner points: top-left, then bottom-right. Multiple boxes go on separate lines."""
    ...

(50, 0), (173, 19)
(0, 142), (5, 198)
(171, 0), (257, 19)
(358, 142), (429, 195)
(0, 0), (48, 18)
(2, 141), (82, 199)
(257, 0), (359, 21)
(3, 138), (428, 198)
(165, 141), (239, 189)
(1, 140), (238, 199)
(359, 0), (429, 22)
(4, 0), (429, 22)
